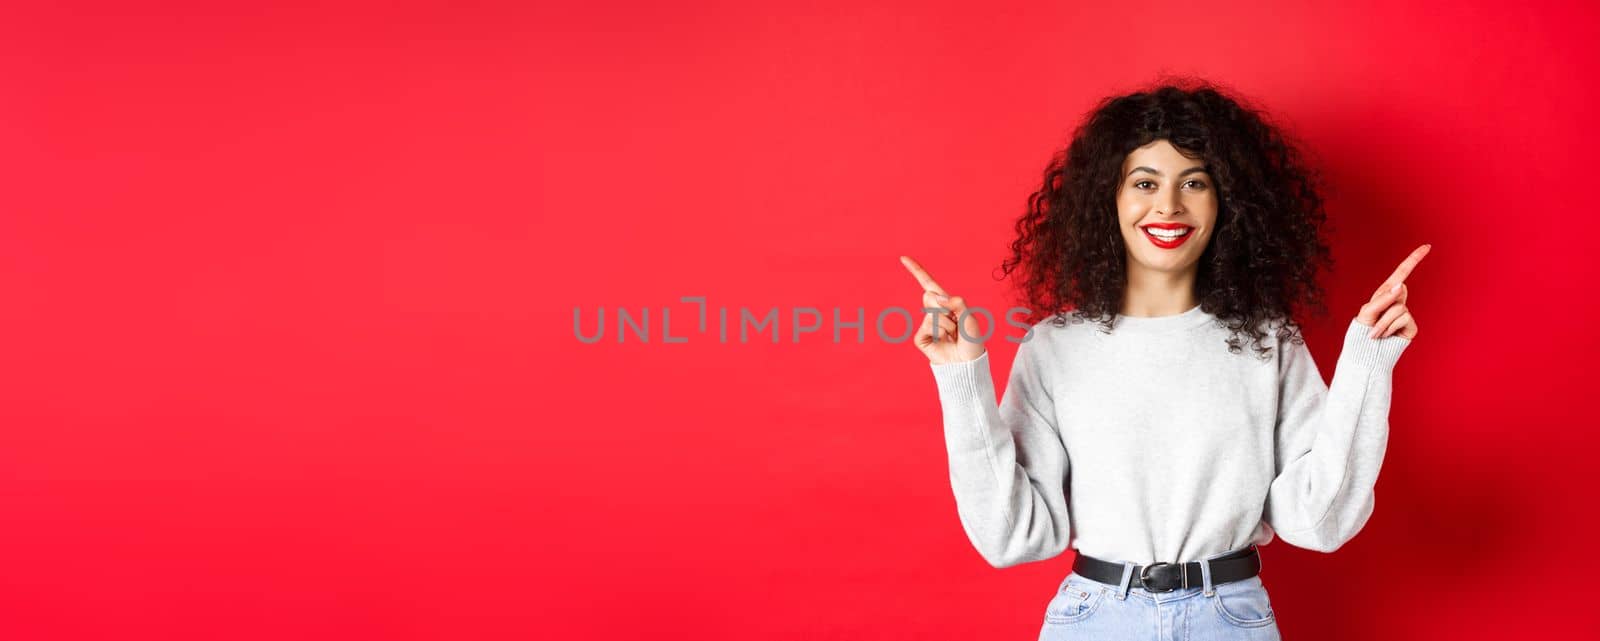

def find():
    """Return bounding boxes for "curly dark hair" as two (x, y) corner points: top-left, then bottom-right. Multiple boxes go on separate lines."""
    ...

(999, 77), (1336, 359)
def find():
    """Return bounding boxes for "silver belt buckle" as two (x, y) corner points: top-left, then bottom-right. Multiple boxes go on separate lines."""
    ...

(1139, 562), (1182, 592)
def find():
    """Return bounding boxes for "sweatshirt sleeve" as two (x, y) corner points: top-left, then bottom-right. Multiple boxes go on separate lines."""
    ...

(1264, 318), (1410, 552)
(928, 338), (1071, 568)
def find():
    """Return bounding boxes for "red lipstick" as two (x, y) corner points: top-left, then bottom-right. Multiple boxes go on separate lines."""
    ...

(1140, 223), (1194, 249)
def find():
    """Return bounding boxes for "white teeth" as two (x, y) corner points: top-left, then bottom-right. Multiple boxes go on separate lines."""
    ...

(1144, 227), (1191, 239)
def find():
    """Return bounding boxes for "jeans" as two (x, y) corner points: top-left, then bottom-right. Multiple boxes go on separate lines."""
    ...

(1038, 553), (1282, 641)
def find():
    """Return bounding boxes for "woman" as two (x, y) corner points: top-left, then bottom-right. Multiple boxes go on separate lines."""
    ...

(898, 81), (1428, 640)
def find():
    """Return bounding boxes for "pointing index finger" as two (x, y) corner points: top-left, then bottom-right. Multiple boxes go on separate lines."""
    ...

(899, 255), (948, 295)
(1382, 244), (1432, 288)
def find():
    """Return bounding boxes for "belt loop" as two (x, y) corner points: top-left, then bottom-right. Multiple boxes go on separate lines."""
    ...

(1200, 557), (1215, 597)
(1115, 561), (1135, 600)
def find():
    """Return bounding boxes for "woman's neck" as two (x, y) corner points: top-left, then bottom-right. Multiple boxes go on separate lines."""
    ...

(1120, 265), (1199, 317)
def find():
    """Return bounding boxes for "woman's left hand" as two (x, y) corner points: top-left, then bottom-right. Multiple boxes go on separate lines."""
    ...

(1358, 244), (1431, 340)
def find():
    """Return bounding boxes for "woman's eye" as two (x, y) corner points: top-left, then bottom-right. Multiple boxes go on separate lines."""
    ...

(1132, 179), (1206, 190)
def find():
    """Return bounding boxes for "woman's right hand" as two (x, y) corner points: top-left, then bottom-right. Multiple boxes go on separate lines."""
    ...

(899, 255), (986, 365)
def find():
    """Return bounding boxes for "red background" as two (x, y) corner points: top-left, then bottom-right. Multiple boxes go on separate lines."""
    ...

(4, 1), (1596, 638)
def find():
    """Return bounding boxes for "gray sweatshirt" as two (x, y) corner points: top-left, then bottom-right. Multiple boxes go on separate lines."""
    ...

(928, 303), (1410, 567)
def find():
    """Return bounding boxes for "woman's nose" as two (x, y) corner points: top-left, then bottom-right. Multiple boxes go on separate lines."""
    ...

(1160, 190), (1184, 216)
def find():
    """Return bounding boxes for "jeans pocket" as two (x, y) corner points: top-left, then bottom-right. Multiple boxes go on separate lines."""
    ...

(1044, 574), (1106, 624)
(1211, 576), (1276, 628)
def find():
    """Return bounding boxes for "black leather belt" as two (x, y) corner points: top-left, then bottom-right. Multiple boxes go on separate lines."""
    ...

(1071, 545), (1261, 593)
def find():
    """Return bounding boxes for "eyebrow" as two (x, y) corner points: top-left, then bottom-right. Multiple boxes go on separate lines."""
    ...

(1128, 166), (1210, 178)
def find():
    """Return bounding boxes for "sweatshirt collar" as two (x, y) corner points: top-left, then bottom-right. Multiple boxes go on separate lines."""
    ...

(1110, 303), (1214, 334)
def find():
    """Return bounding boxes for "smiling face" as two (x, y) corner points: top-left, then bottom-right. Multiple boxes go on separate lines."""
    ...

(1116, 139), (1219, 279)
